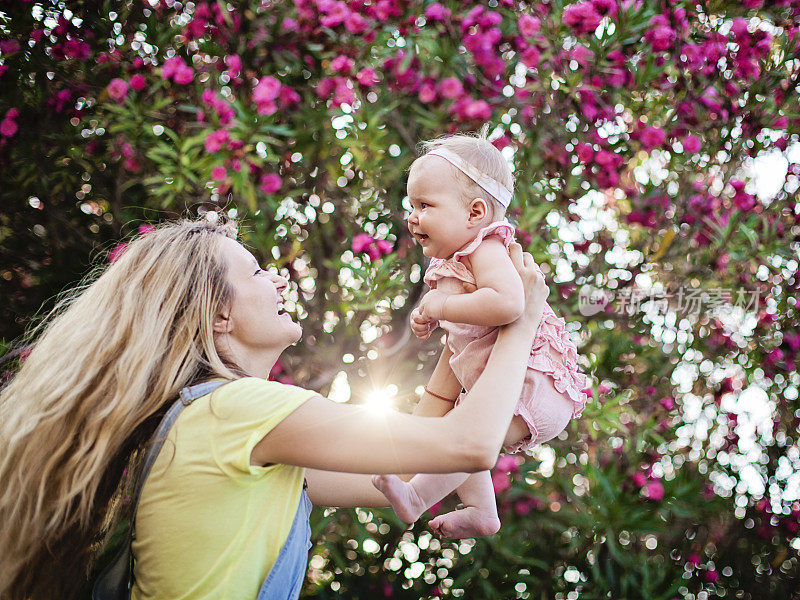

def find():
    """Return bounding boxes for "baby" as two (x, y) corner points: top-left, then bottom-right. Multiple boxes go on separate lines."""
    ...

(373, 132), (590, 539)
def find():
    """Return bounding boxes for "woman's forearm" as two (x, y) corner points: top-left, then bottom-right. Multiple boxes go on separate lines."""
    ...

(305, 469), (390, 507)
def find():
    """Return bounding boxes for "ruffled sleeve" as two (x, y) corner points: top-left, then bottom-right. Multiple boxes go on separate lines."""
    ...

(423, 220), (516, 289)
(452, 220), (516, 261)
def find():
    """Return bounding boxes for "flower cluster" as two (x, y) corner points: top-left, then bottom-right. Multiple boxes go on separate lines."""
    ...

(351, 233), (393, 260)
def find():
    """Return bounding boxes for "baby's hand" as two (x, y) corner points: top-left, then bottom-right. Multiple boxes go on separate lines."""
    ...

(417, 289), (450, 322)
(410, 306), (438, 340)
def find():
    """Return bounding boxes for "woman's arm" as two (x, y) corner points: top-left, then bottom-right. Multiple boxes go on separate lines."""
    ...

(305, 345), (463, 506)
(420, 238), (525, 327)
(252, 243), (546, 476)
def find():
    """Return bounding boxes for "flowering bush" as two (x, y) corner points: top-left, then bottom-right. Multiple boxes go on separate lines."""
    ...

(1, 0), (800, 598)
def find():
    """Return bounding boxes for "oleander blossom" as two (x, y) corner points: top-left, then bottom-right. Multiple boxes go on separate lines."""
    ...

(351, 233), (393, 260)
(259, 173), (282, 194)
(563, 2), (602, 35)
(107, 78), (128, 102)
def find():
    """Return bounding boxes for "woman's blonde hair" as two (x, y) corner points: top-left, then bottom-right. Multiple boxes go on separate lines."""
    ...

(0, 219), (243, 599)
(411, 126), (515, 220)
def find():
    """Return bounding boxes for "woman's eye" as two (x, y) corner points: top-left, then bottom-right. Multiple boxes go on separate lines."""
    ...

(254, 268), (263, 276)
(420, 203), (429, 209)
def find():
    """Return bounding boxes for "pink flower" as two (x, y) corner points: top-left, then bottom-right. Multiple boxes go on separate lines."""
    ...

(521, 46), (541, 68)
(439, 77), (463, 99)
(705, 569), (719, 582)
(575, 142), (594, 163)
(0, 40), (20, 55)
(374, 239), (393, 256)
(495, 455), (520, 473)
(645, 479), (664, 501)
(138, 224), (155, 235)
(330, 55), (354, 74)
(0, 118), (18, 137)
(332, 78), (354, 107)
(162, 56), (186, 81)
(645, 16), (675, 51)
(254, 76), (281, 103)
(464, 99), (491, 120)
(563, 2), (602, 35)
(109, 243), (128, 263)
(418, 81), (436, 103)
(129, 74), (146, 91)
(204, 129), (230, 153)
(107, 78), (129, 101)
(683, 134), (701, 153)
(425, 2), (451, 21)
(570, 44), (594, 66)
(211, 166), (227, 181)
(660, 397), (675, 410)
(260, 173), (282, 194)
(344, 13), (367, 34)
(591, 0), (618, 16)
(518, 14), (540, 37)
(356, 68), (378, 86)
(279, 86), (301, 105)
(632, 471), (647, 488)
(640, 126), (666, 150)
(351, 233), (375, 253)
(491, 471), (510, 494)
(730, 17), (749, 39)
(224, 54), (242, 77)
(316, 78), (336, 99)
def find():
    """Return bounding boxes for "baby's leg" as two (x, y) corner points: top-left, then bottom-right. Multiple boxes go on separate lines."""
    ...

(428, 470), (500, 538)
(426, 415), (531, 538)
(372, 471), (470, 524)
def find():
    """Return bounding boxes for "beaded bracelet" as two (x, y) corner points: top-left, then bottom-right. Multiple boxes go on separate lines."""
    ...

(424, 385), (458, 403)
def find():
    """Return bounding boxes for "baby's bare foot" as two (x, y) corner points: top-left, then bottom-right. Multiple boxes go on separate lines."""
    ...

(371, 474), (428, 524)
(428, 507), (501, 538)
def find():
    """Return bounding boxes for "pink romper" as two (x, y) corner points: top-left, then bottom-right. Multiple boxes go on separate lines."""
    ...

(424, 221), (590, 453)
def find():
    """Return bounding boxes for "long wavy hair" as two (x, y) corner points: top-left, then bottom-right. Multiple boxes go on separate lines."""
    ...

(0, 219), (244, 599)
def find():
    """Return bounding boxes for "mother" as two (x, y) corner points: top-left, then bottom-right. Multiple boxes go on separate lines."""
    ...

(0, 219), (548, 600)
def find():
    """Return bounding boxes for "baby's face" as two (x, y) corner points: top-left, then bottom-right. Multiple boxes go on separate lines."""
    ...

(406, 156), (476, 259)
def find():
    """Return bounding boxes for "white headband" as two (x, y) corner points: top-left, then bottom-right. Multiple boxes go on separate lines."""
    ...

(425, 147), (513, 208)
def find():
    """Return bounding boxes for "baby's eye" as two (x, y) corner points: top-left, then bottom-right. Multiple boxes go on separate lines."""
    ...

(254, 268), (264, 276)
(420, 202), (430, 209)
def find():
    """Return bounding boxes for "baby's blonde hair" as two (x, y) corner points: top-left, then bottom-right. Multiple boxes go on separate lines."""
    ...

(411, 126), (514, 220)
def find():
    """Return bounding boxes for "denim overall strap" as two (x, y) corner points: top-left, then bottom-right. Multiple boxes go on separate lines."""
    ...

(93, 379), (229, 600)
(256, 486), (313, 600)
(131, 380), (228, 510)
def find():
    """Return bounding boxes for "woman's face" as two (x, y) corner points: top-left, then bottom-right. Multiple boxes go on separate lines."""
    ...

(216, 237), (302, 359)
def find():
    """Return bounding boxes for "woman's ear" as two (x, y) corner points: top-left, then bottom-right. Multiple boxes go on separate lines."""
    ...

(213, 310), (233, 334)
(467, 198), (489, 226)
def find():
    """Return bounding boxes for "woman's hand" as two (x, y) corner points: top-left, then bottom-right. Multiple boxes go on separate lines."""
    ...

(507, 242), (549, 328)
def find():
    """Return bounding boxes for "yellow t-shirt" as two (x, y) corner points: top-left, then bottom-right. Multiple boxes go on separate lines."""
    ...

(131, 377), (316, 600)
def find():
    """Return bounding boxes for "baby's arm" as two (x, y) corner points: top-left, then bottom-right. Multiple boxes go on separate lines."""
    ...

(421, 237), (525, 327)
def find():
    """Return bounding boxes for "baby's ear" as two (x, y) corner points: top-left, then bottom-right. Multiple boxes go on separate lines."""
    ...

(467, 197), (488, 225)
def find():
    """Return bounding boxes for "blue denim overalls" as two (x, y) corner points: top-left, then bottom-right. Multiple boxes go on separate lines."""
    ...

(181, 381), (313, 600)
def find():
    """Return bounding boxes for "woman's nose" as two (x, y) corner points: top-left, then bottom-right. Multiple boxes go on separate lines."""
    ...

(271, 273), (289, 294)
